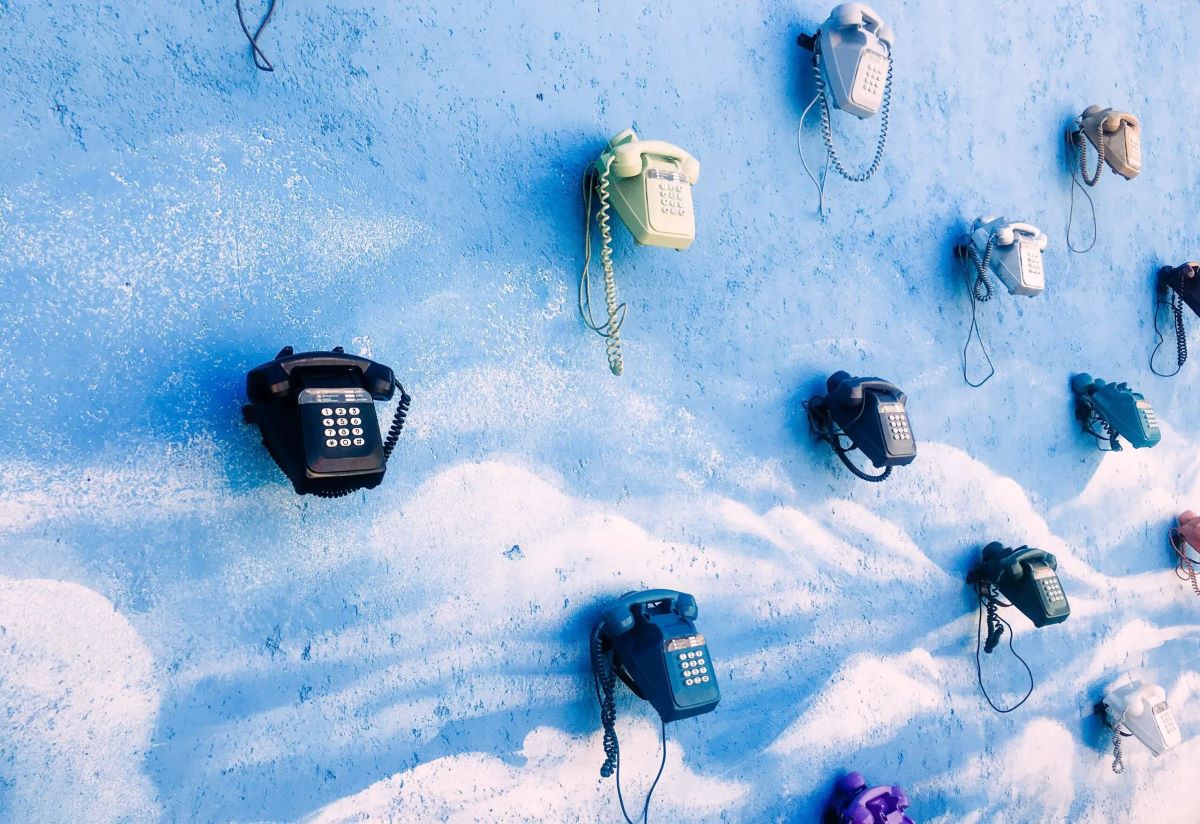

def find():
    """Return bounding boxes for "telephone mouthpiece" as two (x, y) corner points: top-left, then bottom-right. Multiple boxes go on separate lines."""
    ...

(981, 541), (1006, 561)
(826, 370), (852, 392)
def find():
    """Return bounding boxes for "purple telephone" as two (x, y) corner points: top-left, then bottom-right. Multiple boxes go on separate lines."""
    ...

(824, 772), (914, 824)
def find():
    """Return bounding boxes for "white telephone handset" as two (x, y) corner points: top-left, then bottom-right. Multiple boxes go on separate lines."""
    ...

(796, 3), (894, 213)
(1102, 677), (1182, 772)
(968, 216), (1048, 298)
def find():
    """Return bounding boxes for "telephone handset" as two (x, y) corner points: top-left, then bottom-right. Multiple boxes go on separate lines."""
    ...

(822, 772), (913, 824)
(1169, 511), (1200, 597)
(806, 371), (916, 482)
(1098, 675), (1181, 773)
(243, 345), (411, 498)
(967, 542), (1069, 713)
(580, 128), (700, 376)
(1066, 106), (1142, 253)
(591, 589), (719, 824)
(1151, 262), (1199, 377)
(1070, 373), (1161, 451)
(796, 3), (894, 212)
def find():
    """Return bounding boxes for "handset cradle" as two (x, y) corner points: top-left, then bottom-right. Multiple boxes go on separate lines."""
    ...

(243, 345), (411, 497)
(591, 588), (719, 824)
(1070, 373), (1161, 451)
(806, 370), (916, 482)
(580, 128), (700, 376)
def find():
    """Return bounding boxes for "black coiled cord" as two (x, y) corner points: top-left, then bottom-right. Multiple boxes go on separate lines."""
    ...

(591, 627), (620, 779)
(382, 386), (411, 461)
(804, 400), (892, 483)
(1150, 289), (1187, 377)
(973, 579), (1034, 713)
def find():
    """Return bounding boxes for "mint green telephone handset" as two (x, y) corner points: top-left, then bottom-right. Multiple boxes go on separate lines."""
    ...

(581, 128), (700, 375)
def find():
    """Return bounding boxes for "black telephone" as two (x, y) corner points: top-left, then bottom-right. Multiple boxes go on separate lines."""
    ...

(591, 589), (720, 824)
(1151, 262), (1199, 377)
(1070, 373), (1161, 451)
(805, 371), (916, 482)
(243, 346), (411, 498)
(967, 542), (1070, 713)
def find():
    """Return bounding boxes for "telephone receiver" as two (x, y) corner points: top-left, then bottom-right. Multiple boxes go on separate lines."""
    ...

(1071, 373), (1161, 451)
(969, 542), (1070, 627)
(823, 771), (913, 824)
(1157, 262), (1200, 315)
(243, 345), (411, 497)
(1151, 262), (1199, 377)
(1099, 677), (1182, 759)
(1075, 105), (1143, 181)
(966, 216), (1048, 297)
(806, 371), (916, 482)
(596, 128), (699, 250)
(802, 3), (895, 119)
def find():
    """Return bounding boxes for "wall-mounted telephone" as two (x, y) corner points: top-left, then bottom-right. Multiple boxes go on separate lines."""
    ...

(1170, 511), (1200, 597)
(1066, 107), (1142, 252)
(591, 589), (719, 824)
(823, 771), (913, 824)
(806, 371), (916, 482)
(1097, 675), (1181, 773)
(1151, 262), (1199, 377)
(967, 542), (1069, 713)
(243, 346), (411, 498)
(1070, 373), (1161, 451)
(580, 128), (700, 376)
(796, 3), (894, 213)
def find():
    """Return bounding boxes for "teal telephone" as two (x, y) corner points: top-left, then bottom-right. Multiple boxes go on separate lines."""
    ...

(1071, 373), (1161, 451)
(580, 128), (700, 376)
(797, 3), (894, 213)
(1066, 106), (1142, 252)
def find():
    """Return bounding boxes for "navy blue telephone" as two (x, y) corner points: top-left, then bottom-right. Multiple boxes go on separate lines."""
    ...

(243, 346), (411, 498)
(1071, 373), (1160, 451)
(591, 589), (719, 823)
(806, 371), (916, 482)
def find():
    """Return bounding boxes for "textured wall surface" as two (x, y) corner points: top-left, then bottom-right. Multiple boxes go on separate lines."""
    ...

(2, 1), (1199, 822)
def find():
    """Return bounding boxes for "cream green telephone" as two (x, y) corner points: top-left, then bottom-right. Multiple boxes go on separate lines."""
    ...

(580, 128), (700, 375)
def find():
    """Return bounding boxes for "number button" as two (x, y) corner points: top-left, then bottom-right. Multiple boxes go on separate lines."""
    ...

(335, 408), (346, 416)
(321, 408), (333, 416)
(324, 428), (336, 437)
(325, 438), (338, 448)
(339, 438), (351, 447)
(323, 418), (334, 427)
(353, 437), (365, 446)
(348, 407), (360, 415)
(338, 428), (350, 436)
(336, 418), (348, 426)
(350, 417), (361, 426)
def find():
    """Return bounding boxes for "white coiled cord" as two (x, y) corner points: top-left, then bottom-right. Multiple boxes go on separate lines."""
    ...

(798, 41), (892, 216)
(580, 154), (625, 376)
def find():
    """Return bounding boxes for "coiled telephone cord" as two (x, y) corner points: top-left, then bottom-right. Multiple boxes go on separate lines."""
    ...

(1150, 288), (1187, 377)
(797, 40), (892, 216)
(973, 579), (1034, 713)
(1066, 127), (1101, 253)
(314, 389), (411, 499)
(1109, 706), (1134, 774)
(1081, 408), (1122, 452)
(804, 400), (892, 482)
(1170, 529), (1200, 597)
(958, 238), (997, 388)
(580, 156), (626, 376)
(590, 627), (667, 824)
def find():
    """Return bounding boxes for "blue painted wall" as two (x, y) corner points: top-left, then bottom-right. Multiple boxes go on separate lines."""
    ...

(2, 1), (1199, 821)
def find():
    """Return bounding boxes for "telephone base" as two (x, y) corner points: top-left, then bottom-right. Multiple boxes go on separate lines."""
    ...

(797, 32), (816, 51)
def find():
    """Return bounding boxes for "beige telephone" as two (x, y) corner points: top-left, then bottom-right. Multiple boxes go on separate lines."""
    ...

(580, 128), (700, 375)
(1066, 106), (1142, 253)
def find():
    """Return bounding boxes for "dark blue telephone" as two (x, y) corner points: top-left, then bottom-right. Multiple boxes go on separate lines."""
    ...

(591, 589), (719, 824)
(967, 542), (1069, 713)
(1071, 373), (1160, 451)
(806, 371), (916, 482)
(243, 346), (411, 498)
(1151, 262), (1199, 377)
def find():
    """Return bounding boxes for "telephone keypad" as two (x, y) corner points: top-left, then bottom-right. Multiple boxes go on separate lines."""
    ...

(886, 413), (910, 441)
(1039, 577), (1066, 604)
(1019, 243), (1045, 289)
(646, 169), (694, 237)
(299, 388), (383, 464)
(851, 50), (888, 111)
(1137, 400), (1159, 432)
(1125, 130), (1142, 168)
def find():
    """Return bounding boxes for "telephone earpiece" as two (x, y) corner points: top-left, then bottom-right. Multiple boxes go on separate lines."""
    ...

(611, 144), (646, 178)
(832, 3), (864, 28)
(995, 226), (1015, 246)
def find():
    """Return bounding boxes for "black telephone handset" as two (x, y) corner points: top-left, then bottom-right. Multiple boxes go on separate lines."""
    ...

(806, 371), (916, 482)
(243, 345), (411, 498)
(967, 542), (1070, 713)
(1151, 262), (1200, 377)
(591, 589), (719, 824)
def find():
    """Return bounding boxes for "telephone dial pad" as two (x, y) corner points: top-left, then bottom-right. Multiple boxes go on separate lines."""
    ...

(1136, 399), (1159, 433)
(851, 49), (888, 112)
(1152, 701), (1179, 738)
(1018, 241), (1045, 288)
(1125, 129), (1142, 169)
(1038, 574), (1066, 605)
(666, 634), (717, 700)
(646, 169), (693, 236)
(299, 388), (380, 458)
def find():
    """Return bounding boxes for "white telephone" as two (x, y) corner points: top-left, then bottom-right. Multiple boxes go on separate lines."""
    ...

(1101, 676), (1181, 773)
(797, 3), (894, 213)
(966, 216), (1048, 298)
(580, 128), (700, 375)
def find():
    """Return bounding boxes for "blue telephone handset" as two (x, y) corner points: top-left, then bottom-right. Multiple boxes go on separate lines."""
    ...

(590, 589), (719, 822)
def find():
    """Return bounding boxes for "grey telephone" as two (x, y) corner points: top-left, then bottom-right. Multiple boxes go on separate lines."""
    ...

(796, 3), (894, 213)
(1067, 106), (1142, 253)
(1099, 675), (1181, 774)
